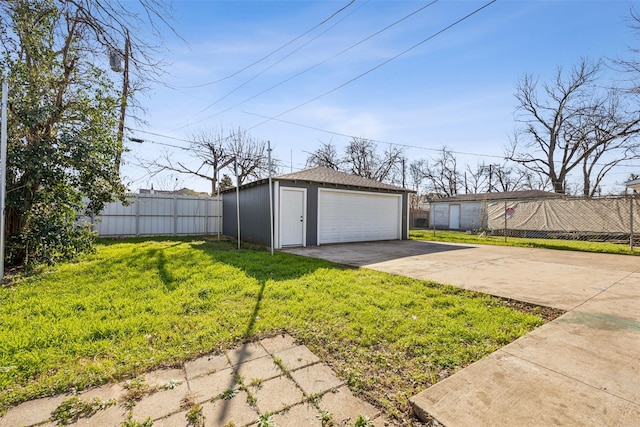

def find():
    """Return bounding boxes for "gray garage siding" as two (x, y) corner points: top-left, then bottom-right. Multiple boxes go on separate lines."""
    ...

(222, 184), (271, 245)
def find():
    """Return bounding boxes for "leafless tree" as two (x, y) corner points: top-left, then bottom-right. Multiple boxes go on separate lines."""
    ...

(305, 140), (342, 170)
(507, 58), (640, 196)
(343, 137), (403, 182)
(463, 164), (489, 194)
(410, 148), (460, 197)
(227, 127), (275, 185)
(142, 127), (275, 193)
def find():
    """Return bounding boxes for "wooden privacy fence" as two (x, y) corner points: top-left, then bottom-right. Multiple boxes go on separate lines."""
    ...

(80, 193), (222, 237)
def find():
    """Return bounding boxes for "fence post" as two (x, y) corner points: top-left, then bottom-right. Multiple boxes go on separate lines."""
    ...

(631, 194), (635, 251)
(135, 194), (140, 237)
(174, 196), (178, 236)
(205, 196), (209, 235)
(503, 200), (507, 242)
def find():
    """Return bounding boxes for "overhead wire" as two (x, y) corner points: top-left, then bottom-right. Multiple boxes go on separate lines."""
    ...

(246, 0), (497, 132)
(171, 0), (357, 89)
(181, 0), (440, 129)
(191, 0), (371, 116)
(242, 110), (507, 159)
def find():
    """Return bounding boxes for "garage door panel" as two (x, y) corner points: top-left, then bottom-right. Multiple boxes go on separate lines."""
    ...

(319, 189), (401, 244)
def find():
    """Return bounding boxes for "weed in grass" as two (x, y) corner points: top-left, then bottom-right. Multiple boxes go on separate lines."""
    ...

(257, 412), (275, 427)
(410, 229), (640, 255)
(219, 388), (237, 400)
(0, 237), (549, 421)
(233, 374), (244, 385)
(223, 423), (236, 427)
(245, 390), (257, 407)
(163, 379), (182, 390)
(351, 414), (373, 427)
(185, 401), (204, 427)
(305, 392), (323, 406)
(180, 394), (204, 427)
(121, 417), (154, 427)
(50, 395), (116, 425)
(123, 376), (152, 408)
(272, 357), (287, 374)
(250, 377), (263, 388)
(316, 410), (334, 426)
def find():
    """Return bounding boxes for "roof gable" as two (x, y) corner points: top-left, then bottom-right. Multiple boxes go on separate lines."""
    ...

(274, 166), (413, 192)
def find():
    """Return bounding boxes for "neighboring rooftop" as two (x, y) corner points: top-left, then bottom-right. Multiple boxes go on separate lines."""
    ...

(275, 166), (412, 192)
(626, 178), (640, 191)
(433, 190), (560, 202)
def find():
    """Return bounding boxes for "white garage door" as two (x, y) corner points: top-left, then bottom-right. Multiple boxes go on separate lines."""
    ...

(318, 189), (402, 244)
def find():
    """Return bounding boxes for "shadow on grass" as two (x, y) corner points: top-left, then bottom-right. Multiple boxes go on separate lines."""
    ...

(187, 240), (338, 283)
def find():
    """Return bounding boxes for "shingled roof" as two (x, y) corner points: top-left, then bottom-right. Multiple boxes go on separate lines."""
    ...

(433, 190), (560, 202)
(275, 166), (412, 192)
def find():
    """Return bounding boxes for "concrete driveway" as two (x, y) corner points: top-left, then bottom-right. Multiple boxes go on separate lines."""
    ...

(284, 240), (640, 426)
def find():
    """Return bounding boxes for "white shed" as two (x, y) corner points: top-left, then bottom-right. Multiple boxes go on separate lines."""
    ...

(429, 190), (558, 230)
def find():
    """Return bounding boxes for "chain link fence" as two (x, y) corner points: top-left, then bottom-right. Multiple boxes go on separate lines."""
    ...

(426, 194), (640, 250)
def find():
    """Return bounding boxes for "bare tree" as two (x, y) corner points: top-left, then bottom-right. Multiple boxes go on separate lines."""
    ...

(411, 148), (460, 197)
(142, 127), (274, 193)
(305, 140), (342, 170)
(343, 137), (403, 182)
(227, 127), (272, 185)
(507, 58), (640, 196)
(463, 164), (489, 194)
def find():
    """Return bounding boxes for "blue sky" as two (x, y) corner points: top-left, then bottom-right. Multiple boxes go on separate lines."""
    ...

(122, 0), (640, 194)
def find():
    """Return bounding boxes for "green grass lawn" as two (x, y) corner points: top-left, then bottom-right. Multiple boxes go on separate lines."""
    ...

(410, 228), (640, 255)
(0, 237), (549, 421)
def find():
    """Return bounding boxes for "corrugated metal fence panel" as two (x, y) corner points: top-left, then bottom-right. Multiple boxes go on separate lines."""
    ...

(89, 194), (222, 237)
(460, 202), (485, 229)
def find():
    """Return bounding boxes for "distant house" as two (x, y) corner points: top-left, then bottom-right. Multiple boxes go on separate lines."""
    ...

(139, 187), (210, 197)
(222, 166), (415, 248)
(626, 178), (640, 193)
(430, 190), (559, 230)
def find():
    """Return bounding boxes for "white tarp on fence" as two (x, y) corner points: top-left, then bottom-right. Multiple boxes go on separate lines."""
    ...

(487, 197), (640, 233)
(81, 193), (222, 237)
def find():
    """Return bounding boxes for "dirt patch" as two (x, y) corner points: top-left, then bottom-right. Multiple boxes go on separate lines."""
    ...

(498, 297), (565, 322)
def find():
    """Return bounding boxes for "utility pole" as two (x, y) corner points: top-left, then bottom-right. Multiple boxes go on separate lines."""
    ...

(268, 141), (274, 256)
(402, 158), (406, 188)
(115, 31), (130, 174)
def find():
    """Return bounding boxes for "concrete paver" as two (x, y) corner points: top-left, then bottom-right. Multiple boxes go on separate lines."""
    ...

(234, 355), (283, 383)
(317, 385), (380, 425)
(184, 353), (230, 380)
(286, 240), (640, 426)
(130, 382), (189, 421)
(253, 375), (305, 414)
(187, 366), (235, 404)
(272, 402), (323, 426)
(202, 390), (259, 426)
(0, 395), (70, 427)
(259, 333), (298, 353)
(273, 344), (320, 371)
(1, 334), (379, 426)
(289, 363), (345, 396)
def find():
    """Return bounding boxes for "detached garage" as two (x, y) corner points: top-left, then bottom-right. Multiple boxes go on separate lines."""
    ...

(222, 166), (414, 248)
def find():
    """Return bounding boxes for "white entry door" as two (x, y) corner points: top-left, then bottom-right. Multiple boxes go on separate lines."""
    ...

(449, 204), (460, 229)
(280, 188), (306, 247)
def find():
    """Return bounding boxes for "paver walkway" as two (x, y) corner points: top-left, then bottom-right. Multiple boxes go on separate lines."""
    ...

(0, 334), (386, 427)
(286, 240), (640, 426)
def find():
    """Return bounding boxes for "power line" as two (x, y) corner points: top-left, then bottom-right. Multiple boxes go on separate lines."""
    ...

(192, 0), (371, 117)
(247, 0), (497, 132)
(171, 0), (357, 89)
(181, 0), (440, 129)
(241, 110), (507, 159)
